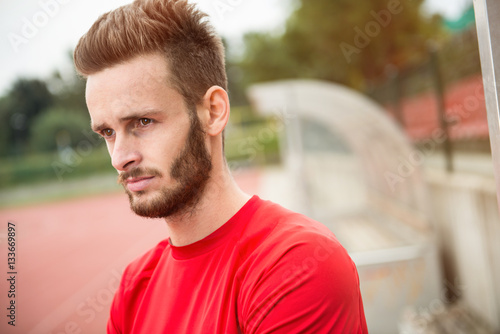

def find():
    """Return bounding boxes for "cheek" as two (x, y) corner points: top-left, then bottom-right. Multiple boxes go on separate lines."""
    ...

(145, 136), (180, 168)
(144, 114), (191, 166)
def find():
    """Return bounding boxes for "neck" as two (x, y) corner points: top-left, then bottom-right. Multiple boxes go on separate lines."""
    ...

(164, 162), (251, 247)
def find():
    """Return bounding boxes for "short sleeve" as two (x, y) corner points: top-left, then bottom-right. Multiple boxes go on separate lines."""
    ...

(238, 232), (368, 334)
(107, 272), (125, 334)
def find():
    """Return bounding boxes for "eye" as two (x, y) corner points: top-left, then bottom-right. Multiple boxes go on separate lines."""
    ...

(102, 129), (115, 137)
(139, 118), (153, 126)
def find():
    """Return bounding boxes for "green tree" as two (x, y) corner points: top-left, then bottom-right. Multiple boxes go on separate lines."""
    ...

(48, 50), (88, 113)
(0, 78), (53, 155)
(48, 70), (87, 112)
(0, 96), (12, 156)
(0, 50), (89, 157)
(29, 108), (92, 153)
(238, 0), (444, 90)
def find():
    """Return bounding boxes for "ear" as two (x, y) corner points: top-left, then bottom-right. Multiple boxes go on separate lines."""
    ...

(200, 86), (230, 137)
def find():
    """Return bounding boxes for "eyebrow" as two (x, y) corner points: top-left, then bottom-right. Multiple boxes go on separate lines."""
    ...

(91, 110), (164, 133)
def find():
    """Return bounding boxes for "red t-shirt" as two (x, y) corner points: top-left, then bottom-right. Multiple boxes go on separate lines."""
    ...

(107, 196), (368, 333)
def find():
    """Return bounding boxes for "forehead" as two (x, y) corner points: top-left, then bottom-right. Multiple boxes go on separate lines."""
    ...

(85, 53), (184, 122)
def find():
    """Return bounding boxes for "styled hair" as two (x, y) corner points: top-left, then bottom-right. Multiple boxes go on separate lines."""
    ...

(74, 0), (227, 108)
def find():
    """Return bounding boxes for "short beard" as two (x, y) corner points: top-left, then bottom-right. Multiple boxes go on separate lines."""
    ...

(118, 107), (212, 218)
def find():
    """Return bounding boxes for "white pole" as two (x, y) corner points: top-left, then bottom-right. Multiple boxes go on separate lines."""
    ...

(474, 0), (500, 327)
(474, 0), (500, 206)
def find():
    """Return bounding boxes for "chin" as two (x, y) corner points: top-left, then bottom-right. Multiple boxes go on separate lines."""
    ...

(126, 188), (182, 219)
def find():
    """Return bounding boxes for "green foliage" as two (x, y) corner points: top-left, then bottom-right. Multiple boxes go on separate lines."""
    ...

(0, 50), (88, 158)
(48, 57), (87, 112)
(439, 28), (482, 85)
(0, 78), (54, 155)
(0, 96), (11, 156)
(29, 108), (91, 152)
(225, 112), (282, 167)
(238, 33), (301, 85)
(229, 105), (269, 125)
(238, 0), (445, 90)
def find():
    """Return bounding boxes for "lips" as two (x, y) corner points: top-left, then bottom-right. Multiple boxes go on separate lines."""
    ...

(126, 176), (155, 192)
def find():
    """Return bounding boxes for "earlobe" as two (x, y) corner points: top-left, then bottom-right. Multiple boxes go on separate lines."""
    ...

(202, 86), (230, 137)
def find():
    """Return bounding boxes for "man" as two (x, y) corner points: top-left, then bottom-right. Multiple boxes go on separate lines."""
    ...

(74, 0), (368, 332)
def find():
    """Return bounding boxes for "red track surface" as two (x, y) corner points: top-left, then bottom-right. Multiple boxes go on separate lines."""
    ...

(0, 169), (261, 334)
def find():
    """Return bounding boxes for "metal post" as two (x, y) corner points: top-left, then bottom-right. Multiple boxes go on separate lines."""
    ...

(394, 71), (405, 128)
(385, 64), (405, 128)
(429, 48), (454, 172)
(474, 0), (500, 204)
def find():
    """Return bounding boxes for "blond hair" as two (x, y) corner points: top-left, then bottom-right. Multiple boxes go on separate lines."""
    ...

(74, 0), (227, 108)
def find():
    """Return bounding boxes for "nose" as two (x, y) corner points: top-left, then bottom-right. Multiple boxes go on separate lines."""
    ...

(110, 134), (141, 172)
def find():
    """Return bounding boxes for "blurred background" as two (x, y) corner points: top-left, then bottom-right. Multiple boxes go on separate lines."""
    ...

(1, 0), (499, 333)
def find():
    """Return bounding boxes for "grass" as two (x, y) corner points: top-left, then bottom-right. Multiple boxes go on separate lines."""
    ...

(0, 146), (117, 208)
(0, 173), (122, 209)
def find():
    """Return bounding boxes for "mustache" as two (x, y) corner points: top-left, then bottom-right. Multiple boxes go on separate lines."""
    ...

(118, 167), (163, 184)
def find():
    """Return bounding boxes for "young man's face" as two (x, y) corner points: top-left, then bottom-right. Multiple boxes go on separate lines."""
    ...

(86, 53), (212, 218)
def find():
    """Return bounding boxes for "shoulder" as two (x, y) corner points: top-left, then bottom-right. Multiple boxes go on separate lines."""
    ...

(108, 239), (171, 333)
(240, 198), (358, 292)
(245, 198), (348, 264)
(237, 200), (366, 332)
(120, 239), (170, 291)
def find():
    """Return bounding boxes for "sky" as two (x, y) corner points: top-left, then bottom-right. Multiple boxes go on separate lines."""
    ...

(0, 0), (472, 97)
